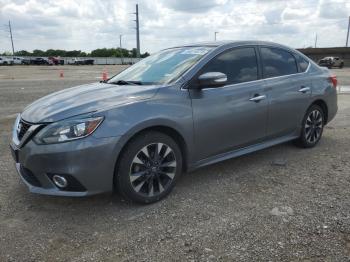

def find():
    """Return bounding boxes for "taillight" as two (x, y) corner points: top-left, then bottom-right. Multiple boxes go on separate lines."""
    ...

(329, 75), (337, 88)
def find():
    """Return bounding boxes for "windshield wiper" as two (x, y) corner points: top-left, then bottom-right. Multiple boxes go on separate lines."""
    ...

(109, 80), (143, 85)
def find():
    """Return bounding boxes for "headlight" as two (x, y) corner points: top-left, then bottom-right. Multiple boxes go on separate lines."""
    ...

(34, 116), (104, 144)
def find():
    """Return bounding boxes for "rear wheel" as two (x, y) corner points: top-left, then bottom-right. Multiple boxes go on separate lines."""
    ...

(339, 62), (344, 69)
(115, 131), (182, 204)
(295, 105), (324, 148)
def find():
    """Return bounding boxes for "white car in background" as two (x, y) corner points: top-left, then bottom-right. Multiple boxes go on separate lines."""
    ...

(0, 57), (14, 65)
(12, 57), (24, 65)
(318, 56), (344, 69)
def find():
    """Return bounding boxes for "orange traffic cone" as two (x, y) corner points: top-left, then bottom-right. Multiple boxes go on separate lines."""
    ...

(102, 68), (108, 81)
(59, 70), (64, 78)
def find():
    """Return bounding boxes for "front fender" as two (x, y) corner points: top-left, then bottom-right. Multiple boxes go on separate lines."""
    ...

(92, 86), (195, 165)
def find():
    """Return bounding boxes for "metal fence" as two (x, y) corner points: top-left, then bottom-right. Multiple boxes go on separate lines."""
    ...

(1, 56), (142, 65)
(63, 57), (142, 65)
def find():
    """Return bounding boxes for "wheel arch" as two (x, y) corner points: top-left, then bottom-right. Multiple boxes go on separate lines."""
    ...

(310, 99), (328, 123)
(114, 124), (190, 181)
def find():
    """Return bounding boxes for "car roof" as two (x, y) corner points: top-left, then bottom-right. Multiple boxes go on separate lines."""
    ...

(169, 40), (293, 50)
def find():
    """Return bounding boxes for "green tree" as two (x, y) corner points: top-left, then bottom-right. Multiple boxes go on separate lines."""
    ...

(1, 51), (13, 56)
(131, 48), (138, 58)
(32, 49), (45, 56)
(141, 52), (150, 58)
(2, 48), (149, 57)
(14, 50), (31, 56)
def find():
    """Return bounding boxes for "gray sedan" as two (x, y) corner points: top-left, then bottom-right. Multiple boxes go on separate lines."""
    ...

(10, 41), (338, 203)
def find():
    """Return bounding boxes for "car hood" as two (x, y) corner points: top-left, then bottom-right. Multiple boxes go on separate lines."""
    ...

(21, 82), (160, 123)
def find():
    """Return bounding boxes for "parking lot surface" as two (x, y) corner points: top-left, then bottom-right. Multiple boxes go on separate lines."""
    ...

(0, 66), (350, 261)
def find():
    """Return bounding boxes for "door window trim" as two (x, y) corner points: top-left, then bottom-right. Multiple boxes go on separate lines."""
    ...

(292, 53), (310, 73)
(182, 45), (311, 90)
(258, 45), (302, 79)
(186, 45), (261, 89)
(256, 46), (311, 81)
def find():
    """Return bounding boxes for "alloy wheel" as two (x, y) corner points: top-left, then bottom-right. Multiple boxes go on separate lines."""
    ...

(305, 109), (323, 144)
(129, 143), (177, 197)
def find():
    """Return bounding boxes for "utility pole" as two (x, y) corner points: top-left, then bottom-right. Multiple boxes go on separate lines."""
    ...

(314, 33), (317, 48)
(214, 31), (218, 41)
(346, 16), (350, 47)
(119, 34), (124, 65)
(8, 20), (15, 55)
(135, 4), (140, 58)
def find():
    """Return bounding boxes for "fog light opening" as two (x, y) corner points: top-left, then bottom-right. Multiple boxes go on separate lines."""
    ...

(52, 175), (68, 188)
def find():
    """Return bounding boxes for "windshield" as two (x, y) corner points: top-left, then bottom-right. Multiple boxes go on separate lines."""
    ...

(107, 46), (212, 85)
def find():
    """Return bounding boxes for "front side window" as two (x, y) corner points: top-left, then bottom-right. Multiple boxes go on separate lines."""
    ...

(200, 47), (258, 85)
(261, 47), (298, 78)
(108, 46), (212, 85)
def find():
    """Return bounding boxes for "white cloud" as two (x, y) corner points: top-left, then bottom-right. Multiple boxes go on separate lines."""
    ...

(0, 0), (349, 53)
(318, 0), (348, 18)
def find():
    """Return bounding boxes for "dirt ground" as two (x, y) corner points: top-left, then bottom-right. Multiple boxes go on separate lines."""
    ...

(0, 65), (350, 261)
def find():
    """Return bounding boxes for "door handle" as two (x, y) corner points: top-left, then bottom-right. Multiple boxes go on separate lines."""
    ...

(249, 94), (266, 102)
(298, 86), (311, 93)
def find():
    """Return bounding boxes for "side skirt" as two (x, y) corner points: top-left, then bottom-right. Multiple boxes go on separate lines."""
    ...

(188, 134), (298, 171)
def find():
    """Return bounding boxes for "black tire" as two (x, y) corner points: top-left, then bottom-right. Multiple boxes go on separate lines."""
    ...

(115, 131), (183, 204)
(295, 104), (324, 148)
(339, 63), (344, 69)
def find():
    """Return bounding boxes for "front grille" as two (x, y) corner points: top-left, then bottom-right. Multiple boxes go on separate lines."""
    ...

(17, 119), (32, 141)
(20, 165), (42, 187)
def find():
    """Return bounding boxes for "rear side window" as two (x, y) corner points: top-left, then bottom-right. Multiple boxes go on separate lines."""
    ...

(201, 47), (258, 85)
(260, 47), (298, 78)
(295, 54), (309, 72)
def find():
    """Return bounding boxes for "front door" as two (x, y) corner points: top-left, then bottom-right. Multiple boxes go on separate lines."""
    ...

(189, 47), (268, 161)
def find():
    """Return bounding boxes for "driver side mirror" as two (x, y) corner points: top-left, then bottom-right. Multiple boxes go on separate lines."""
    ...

(197, 72), (227, 88)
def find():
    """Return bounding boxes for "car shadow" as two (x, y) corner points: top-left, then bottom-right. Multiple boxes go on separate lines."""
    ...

(7, 134), (338, 226)
(14, 141), (297, 206)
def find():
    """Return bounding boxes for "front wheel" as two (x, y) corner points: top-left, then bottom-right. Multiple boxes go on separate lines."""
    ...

(115, 131), (182, 204)
(295, 105), (324, 148)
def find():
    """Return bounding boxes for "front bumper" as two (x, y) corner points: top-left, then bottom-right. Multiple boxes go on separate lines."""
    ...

(10, 134), (122, 197)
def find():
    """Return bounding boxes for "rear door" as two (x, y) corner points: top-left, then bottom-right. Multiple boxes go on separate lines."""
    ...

(260, 46), (312, 138)
(189, 47), (268, 160)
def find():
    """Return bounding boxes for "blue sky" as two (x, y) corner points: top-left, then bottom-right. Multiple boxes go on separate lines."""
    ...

(0, 0), (349, 53)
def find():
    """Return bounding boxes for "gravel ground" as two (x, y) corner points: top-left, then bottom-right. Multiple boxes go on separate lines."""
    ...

(0, 66), (350, 261)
